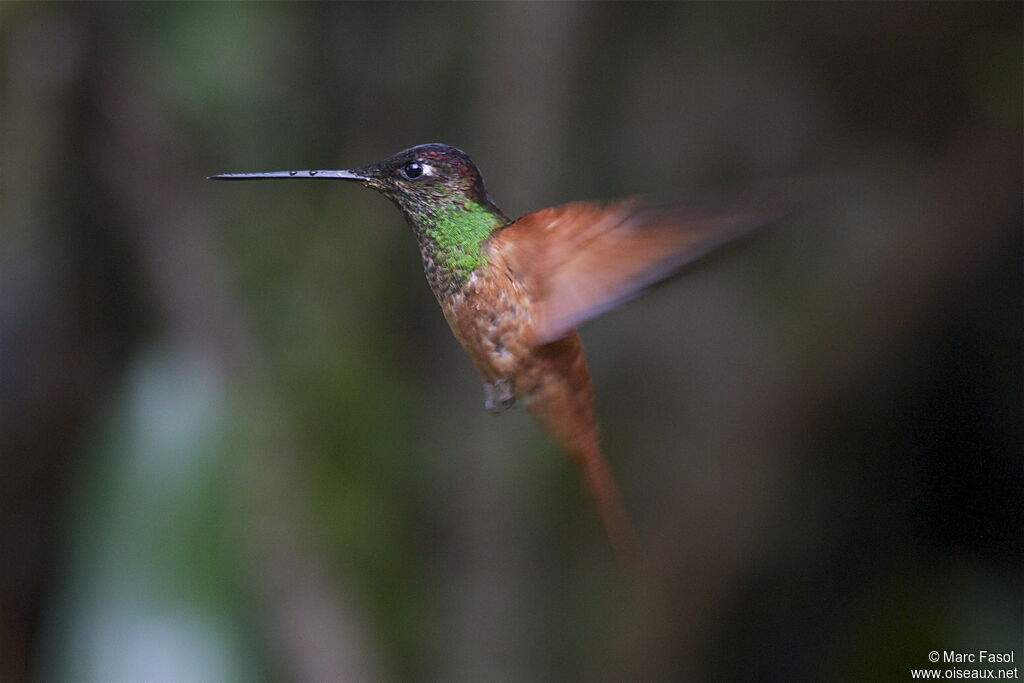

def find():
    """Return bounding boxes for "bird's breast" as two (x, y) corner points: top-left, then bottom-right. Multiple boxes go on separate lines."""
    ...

(438, 260), (536, 392)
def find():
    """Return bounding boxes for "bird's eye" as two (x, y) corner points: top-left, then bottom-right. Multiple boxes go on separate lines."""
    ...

(401, 161), (424, 180)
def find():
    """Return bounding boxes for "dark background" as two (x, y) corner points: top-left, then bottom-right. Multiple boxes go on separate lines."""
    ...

(1, 2), (1020, 681)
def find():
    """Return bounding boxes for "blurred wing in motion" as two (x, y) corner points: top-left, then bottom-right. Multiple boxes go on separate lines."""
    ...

(491, 195), (791, 344)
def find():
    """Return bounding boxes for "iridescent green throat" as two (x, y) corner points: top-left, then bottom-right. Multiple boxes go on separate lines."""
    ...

(405, 197), (509, 295)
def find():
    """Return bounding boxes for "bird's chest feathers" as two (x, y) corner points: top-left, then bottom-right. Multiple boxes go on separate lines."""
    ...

(439, 266), (533, 383)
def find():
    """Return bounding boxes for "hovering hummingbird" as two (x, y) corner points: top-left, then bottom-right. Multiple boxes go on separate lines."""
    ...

(212, 143), (785, 562)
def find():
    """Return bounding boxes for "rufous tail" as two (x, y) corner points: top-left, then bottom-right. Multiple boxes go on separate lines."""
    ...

(527, 333), (638, 566)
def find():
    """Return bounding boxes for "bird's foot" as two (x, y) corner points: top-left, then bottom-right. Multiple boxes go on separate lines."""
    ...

(483, 379), (515, 414)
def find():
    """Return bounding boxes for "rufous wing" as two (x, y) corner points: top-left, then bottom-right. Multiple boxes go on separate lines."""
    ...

(490, 196), (787, 345)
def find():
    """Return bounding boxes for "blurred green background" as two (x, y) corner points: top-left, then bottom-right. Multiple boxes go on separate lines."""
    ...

(1, 2), (1020, 681)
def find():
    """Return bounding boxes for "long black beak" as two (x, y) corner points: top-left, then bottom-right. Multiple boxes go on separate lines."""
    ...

(208, 169), (369, 181)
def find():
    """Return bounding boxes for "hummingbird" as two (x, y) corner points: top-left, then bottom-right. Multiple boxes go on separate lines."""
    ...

(212, 143), (784, 563)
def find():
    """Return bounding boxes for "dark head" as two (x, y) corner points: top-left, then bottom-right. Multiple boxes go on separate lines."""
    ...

(210, 143), (504, 223)
(357, 143), (492, 209)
